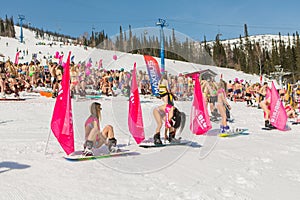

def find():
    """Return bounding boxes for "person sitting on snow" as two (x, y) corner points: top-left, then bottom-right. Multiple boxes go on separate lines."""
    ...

(83, 102), (118, 156)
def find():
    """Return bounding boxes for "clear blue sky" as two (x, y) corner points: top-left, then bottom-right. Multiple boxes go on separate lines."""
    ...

(2, 0), (300, 41)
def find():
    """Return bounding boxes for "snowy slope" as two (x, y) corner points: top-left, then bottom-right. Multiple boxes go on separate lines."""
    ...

(206, 34), (294, 51)
(0, 95), (299, 200)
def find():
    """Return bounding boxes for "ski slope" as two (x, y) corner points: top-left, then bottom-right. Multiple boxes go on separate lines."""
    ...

(0, 27), (299, 200)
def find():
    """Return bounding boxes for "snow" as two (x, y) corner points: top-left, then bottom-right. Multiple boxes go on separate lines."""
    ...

(1, 27), (300, 200)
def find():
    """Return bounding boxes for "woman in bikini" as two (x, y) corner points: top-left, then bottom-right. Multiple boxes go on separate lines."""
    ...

(83, 102), (118, 156)
(70, 63), (79, 97)
(216, 81), (231, 133)
(153, 74), (179, 144)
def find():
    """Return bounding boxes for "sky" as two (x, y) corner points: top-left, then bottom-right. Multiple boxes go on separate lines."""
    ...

(2, 0), (300, 42)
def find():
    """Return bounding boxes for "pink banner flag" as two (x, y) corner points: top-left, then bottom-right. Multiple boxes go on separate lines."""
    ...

(51, 51), (74, 155)
(269, 82), (288, 130)
(54, 51), (60, 59)
(86, 58), (92, 68)
(128, 62), (145, 144)
(190, 75), (212, 135)
(98, 59), (103, 69)
(59, 54), (64, 65)
(143, 55), (161, 96)
(15, 52), (20, 65)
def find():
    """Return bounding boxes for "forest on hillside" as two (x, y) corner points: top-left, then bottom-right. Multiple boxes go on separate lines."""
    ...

(2, 16), (299, 82)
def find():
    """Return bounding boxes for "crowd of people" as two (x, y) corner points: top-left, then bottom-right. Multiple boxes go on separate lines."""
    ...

(1, 57), (299, 131)
(0, 58), (203, 100)
(0, 59), (133, 98)
(201, 78), (300, 129)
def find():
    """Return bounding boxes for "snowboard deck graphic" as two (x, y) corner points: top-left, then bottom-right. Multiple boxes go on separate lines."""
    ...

(0, 98), (25, 101)
(85, 95), (103, 99)
(218, 128), (249, 137)
(139, 138), (192, 148)
(64, 150), (134, 161)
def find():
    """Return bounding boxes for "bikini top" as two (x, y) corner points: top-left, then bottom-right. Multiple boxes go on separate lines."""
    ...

(85, 115), (100, 130)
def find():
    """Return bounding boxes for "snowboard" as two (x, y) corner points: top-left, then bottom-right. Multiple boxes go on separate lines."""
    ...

(64, 150), (134, 161)
(210, 117), (234, 123)
(210, 116), (220, 122)
(0, 98), (25, 101)
(261, 127), (275, 130)
(262, 125), (291, 131)
(39, 91), (52, 98)
(292, 119), (300, 125)
(85, 95), (102, 99)
(218, 128), (249, 137)
(227, 118), (235, 123)
(139, 138), (192, 148)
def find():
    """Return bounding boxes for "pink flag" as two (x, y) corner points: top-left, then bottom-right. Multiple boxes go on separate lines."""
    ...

(128, 62), (145, 144)
(269, 82), (288, 130)
(15, 52), (20, 65)
(190, 75), (212, 135)
(98, 59), (103, 69)
(86, 59), (92, 68)
(54, 51), (60, 59)
(51, 51), (74, 155)
(59, 54), (64, 65)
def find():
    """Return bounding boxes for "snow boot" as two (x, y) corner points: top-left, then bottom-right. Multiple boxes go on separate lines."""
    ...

(82, 140), (94, 156)
(224, 125), (230, 132)
(265, 120), (276, 129)
(168, 131), (180, 143)
(153, 133), (162, 145)
(52, 91), (57, 98)
(108, 138), (118, 153)
(220, 125), (230, 133)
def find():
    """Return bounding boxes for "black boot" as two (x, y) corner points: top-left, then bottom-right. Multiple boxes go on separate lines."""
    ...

(52, 91), (57, 98)
(108, 138), (118, 153)
(168, 131), (180, 143)
(265, 120), (276, 129)
(83, 140), (93, 156)
(153, 133), (162, 145)
(265, 120), (270, 128)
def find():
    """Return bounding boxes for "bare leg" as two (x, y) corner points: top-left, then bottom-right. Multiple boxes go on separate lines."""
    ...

(260, 101), (270, 120)
(217, 103), (227, 126)
(164, 128), (168, 141)
(102, 125), (114, 139)
(153, 108), (163, 133)
(0, 79), (4, 94)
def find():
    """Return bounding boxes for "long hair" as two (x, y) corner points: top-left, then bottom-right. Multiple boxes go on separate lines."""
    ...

(219, 79), (227, 92)
(90, 102), (102, 122)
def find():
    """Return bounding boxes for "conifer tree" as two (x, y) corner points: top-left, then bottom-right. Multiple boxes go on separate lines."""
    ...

(119, 25), (124, 52)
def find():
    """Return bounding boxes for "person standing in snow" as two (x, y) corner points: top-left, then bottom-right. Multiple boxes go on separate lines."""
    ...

(259, 86), (276, 129)
(152, 74), (179, 144)
(0, 61), (6, 98)
(216, 80), (231, 133)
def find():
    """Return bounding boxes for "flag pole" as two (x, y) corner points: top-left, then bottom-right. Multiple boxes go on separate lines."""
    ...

(44, 128), (52, 155)
(127, 135), (131, 146)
